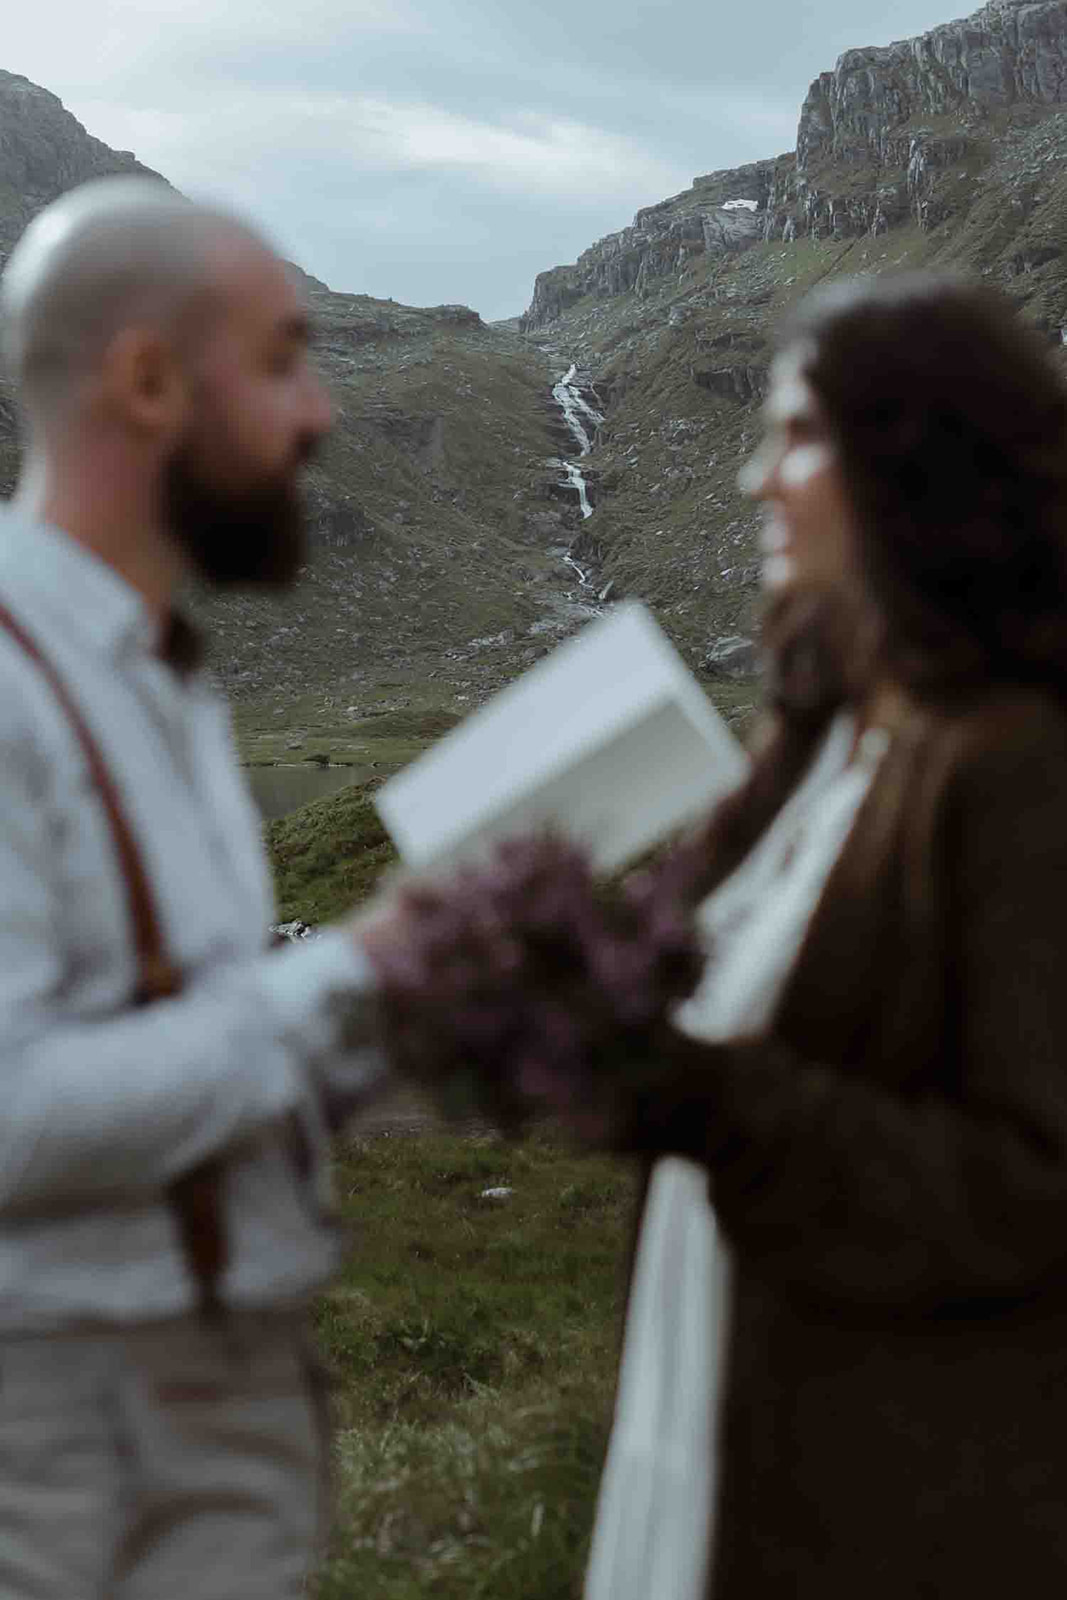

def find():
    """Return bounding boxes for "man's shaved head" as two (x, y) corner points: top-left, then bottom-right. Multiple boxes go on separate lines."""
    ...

(0, 177), (268, 413)
(2, 176), (332, 596)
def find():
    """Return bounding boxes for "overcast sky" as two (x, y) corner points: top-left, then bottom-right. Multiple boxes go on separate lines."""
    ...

(7, 1), (968, 320)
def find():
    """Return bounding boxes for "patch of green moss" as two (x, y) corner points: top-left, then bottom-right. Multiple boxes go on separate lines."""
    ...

(266, 779), (398, 923)
(313, 1130), (633, 1599)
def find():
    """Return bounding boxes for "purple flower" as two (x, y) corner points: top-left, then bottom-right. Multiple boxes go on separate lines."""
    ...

(371, 831), (704, 1130)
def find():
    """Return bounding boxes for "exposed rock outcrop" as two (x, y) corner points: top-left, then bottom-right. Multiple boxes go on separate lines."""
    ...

(0, 70), (166, 259)
(768, 0), (1067, 241)
(524, 0), (1067, 324)
(705, 635), (760, 678)
(0, 72), (170, 491)
(517, 0), (1067, 676)
(521, 161), (780, 330)
(799, 0), (1067, 170)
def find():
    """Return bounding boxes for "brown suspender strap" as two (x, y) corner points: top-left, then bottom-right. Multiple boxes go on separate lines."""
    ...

(0, 599), (227, 1322)
(0, 601), (177, 1002)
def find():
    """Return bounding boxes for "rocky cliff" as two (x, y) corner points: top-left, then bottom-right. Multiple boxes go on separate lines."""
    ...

(0, 70), (165, 256)
(517, 0), (1067, 677)
(776, 0), (1067, 243)
(524, 0), (1067, 329)
(522, 163), (777, 327)
(0, 72), (167, 492)
(4, 0), (1067, 773)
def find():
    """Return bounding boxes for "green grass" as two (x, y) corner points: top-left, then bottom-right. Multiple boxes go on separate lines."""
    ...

(314, 1130), (634, 1598)
(255, 669), (757, 1596)
(233, 689), (463, 771)
(266, 779), (399, 923)
(260, 669), (762, 928)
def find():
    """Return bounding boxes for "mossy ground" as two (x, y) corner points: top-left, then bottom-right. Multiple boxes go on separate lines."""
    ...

(260, 681), (759, 1592)
(259, 673), (761, 926)
(234, 687), (462, 771)
(313, 1129), (634, 1599)
(266, 781), (397, 923)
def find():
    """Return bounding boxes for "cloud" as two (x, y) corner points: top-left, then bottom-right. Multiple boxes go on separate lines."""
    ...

(3, 0), (427, 91)
(3, 0), (967, 319)
(72, 87), (694, 315)
(312, 98), (688, 200)
(73, 85), (694, 215)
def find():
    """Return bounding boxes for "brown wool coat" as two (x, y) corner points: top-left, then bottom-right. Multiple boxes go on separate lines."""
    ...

(644, 689), (1067, 1599)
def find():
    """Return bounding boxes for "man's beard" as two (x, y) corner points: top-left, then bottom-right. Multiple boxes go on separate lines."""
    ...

(161, 433), (315, 591)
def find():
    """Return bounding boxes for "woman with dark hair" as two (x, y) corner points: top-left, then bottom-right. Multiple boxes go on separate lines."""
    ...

(364, 272), (1067, 1597)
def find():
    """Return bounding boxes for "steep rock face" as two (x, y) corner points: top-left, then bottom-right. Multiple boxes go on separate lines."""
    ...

(525, 0), (1067, 322)
(0, 70), (165, 258)
(518, 0), (1067, 676)
(769, 0), (1067, 241)
(800, 0), (1067, 169)
(0, 73), (168, 489)
(521, 160), (782, 329)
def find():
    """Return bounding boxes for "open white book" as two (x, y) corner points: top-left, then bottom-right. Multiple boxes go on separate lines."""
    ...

(375, 601), (749, 872)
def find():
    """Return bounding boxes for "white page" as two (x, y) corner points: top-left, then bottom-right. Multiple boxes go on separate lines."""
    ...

(376, 602), (749, 872)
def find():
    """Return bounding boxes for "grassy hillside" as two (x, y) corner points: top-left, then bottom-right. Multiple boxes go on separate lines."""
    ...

(200, 298), (576, 711)
(525, 102), (1067, 670)
(7, 16), (1067, 783)
(267, 780), (397, 923)
(0, 71), (605, 758)
(263, 670), (761, 929)
(313, 1130), (633, 1599)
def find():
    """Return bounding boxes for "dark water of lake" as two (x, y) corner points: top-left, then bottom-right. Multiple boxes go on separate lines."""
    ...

(245, 764), (364, 822)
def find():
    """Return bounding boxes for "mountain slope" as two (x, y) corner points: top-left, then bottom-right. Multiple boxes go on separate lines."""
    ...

(0, 70), (168, 493)
(520, 0), (1067, 670)
(0, 73), (597, 771)
(0, 69), (165, 255)
(4, 3), (1066, 768)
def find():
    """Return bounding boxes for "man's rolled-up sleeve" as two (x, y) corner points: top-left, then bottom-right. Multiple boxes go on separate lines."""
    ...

(0, 726), (387, 1214)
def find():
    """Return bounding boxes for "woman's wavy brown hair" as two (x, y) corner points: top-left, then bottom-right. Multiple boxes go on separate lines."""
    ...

(792, 272), (1067, 699)
(681, 272), (1067, 894)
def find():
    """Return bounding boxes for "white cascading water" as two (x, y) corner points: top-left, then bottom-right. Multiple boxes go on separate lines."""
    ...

(552, 364), (604, 523)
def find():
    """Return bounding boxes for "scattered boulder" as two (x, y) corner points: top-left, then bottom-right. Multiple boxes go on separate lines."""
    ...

(271, 920), (316, 943)
(692, 364), (766, 403)
(705, 635), (760, 678)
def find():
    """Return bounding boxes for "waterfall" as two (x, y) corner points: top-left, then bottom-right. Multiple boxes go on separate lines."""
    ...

(552, 363), (603, 520)
(562, 461), (594, 521)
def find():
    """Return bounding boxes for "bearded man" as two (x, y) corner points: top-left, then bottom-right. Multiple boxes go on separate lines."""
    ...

(0, 177), (384, 1599)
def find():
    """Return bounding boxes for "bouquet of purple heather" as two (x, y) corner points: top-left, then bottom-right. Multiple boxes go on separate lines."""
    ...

(368, 833), (705, 1133)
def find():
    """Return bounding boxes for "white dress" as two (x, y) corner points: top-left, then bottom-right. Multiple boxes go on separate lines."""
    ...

(584, 716), (889, 1600)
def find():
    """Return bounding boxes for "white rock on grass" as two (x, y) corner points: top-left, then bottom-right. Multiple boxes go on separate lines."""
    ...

(271, 920), (317, 942)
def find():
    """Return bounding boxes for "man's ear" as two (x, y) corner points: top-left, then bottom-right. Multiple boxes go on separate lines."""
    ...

(99, 326), (190, 436)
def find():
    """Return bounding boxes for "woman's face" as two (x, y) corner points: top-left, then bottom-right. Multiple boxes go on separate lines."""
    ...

(741, 343), (859, 596)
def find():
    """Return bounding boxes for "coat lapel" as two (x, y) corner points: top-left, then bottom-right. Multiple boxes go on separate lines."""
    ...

(772, 700), (951, 1091)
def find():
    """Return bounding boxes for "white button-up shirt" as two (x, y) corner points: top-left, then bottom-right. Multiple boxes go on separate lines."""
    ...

(0, 510), (383, 1331)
